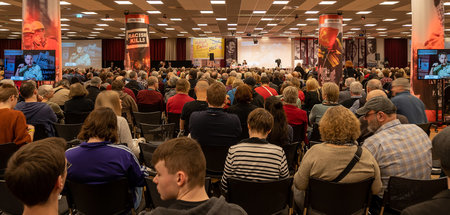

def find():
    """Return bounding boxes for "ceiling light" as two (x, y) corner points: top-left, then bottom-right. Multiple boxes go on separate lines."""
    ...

(306, 18), (318, 21)
(61, 18), (70, 21)
(210, 0), (225, 4)
(67, 32), (77, 34)
(297, 23), (307, 26)
(350, 28), (360, 30)
(237, 31), (244, 33)
(147, 10), (161, 14)
(147, 1), (163, 4)
(228, 24), (237, 26)
(343, 18), (352, 21)
(379, 1), (399, 5)
(356, 11), (372, 14)
(96, 24), (109, 26)
(180, 31), (188, 33)
(157, 23), (168, 26)
(91, 32), (100, 34)
(101, 18), (115, 21)
(342, 24), (347, 26)
(11, 32), (21, 34)
(199, 34), (207, 36)
(120, 28), (126, 30)
(8, 34), (19, 37)
(376, 28), (387, 31)
(401, 32), (409, 34)
(253, 11), (266, 14)
(305, 11), (319, 14)
(82, 12), (97, 15)
(162, 36), (168, 38)
(60, 1), (71, 5)
(261, 31), (268, 33)
(61, 24), (70, 27)
(88, 34), (98, 36)
(267, 24), (277, 26)
(383, 18), (397, 21)
(0, 2), (11, 5)
(0, 28), (9, 31)
(403, 24), (412, 27)
(204, 31), (212, 33)
(114, 37), (123, 39)
(149, 31), (156, 33)
(364, 24), (377, 27)
(228, 28), (236, 30)
(192, 28), (201, 30)
(166, 28), (175, 30)
(61, 28), (69, 31)
(406, 12), (412, 15)
(261, 18), (274, 21)
(170, 18), (182, 21)
(445, 29), (450, 31)
(216, 18), (227, 21)
(273, 1), (289, 4)
(177, 34), (184, 36)
(10, 19), (22, 22)
(319, 1), (336, 5)
(87, 37), (95, 39)
(255, 28), (263, 30)
(290, 28), (299, 30)
(200, 11), (213, 14)
(284, 31), (292, 33)
(93, 28), (104, 30)
(445, 2), (450, 6)
(198, 24), (207, 26)
(115, 1), (132, 4)
(367, 37), (375, 39)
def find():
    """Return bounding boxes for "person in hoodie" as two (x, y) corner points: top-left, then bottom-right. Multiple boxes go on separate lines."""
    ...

(148, 137), (246, 215)
(15, 81), (57, 136)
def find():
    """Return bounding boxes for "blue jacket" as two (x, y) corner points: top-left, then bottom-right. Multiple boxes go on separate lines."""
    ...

(14, 101), (57, 136)
(391, 91), (428, 124)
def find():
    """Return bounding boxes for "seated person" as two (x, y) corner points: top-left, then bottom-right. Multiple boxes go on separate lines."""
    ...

(49, 79), (70, 108)
(64, 83), (94, 113)
(265, 96), (293, 146)
(226, 84), (258, 140)
(38, 85), (64, 123)
(294, 106), (382, 208)
(309, 82), (340, 124)
(66, 107), (145, 209)
(5, 137), (67, 215)
(148, 137), (246, 214)
(282, 86), (308, 143)
(112, 80), (138, 124)
(167, 79), (194, 116)
(15, 81), (57, 136)
(221, 108), (289, 192)
(0, 84), (33, 144)
(340, 81), (364, 113)
(137, 76), (164, 113)
(180, 79), (209, 136)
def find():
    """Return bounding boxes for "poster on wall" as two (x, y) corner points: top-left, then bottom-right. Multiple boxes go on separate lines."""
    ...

(193, 38), (224, 59)
(358, 39), (366, 67)
(318, 14), (343, 85)
(366, 39), (377, 68)
(22, 0), (61, 81)
(125, 14), (150, 71)
(225, 38), (237, 66)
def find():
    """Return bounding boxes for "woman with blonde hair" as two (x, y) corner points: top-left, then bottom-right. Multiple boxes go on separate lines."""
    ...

(95, 90), (137, 156)
(303, 78), (322, 113)
(309, 82), (339, 124)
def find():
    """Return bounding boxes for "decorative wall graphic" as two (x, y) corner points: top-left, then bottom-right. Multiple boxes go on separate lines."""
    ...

(318, 14), (343, 85)
(225, 38), (237, 67)
(125, 14), (150, 71)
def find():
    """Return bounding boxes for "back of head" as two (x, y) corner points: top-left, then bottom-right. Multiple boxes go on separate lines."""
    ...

(195, 79), (209, 92)
(319, 106), (360, 144)
(111, 79), (125, 91)
(189, 69), (197, 79)
(151, 137), (206, 189)
(247, 108), (274, 134)
(68, 83), (88, 98)
(366, 89), (387, 101)
(391, 78), (410, 91)
(5, 137), (66, 206)
(366, 79), (382, 92)
(345, 60), (353, 68)
(77, 107), (118, 143)
(322, 82), (339, 103)
(207, 82), (226, 107)
(147, 76), (158, 87)
(90, 77), (101, 86)
(0, 79), (15, 87)
(168, 76), (178, 87)
(129, 71), (137, 79)
(232, 79), (244, 89)
(306, 78), (319, 91)
(260, 76), (270, 84)
(345, 77), (355, 87)
(37, 85), (53, 97)
(19, 81), (36, 99)
(0, 84), (18, 103)
(175, 78), (190, 93)
(349, 81), (363, 95)
(235, 84), (253, 104)
(283, 86), (299, 104)
(432, 127), (450, 176)
(95, 91), (121, 116)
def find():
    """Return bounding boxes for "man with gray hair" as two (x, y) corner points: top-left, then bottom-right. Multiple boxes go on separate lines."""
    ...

(125, 71), (144, 97)
(138, 70), (148, 89)
(391, 78), (427, 124)
(137, 76), (164, 112)
(339, 77), (355, 103)
(86, 77), (102, 103)
(38, 85), (64, 123)
(366, 79), (383, 94)
(341, 81), (364, 113)
(49, 79), (70, 108)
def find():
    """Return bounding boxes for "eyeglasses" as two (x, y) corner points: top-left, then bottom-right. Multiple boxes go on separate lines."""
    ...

(364, 111), (378, 119)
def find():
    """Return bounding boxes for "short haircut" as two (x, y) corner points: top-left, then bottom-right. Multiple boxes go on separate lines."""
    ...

(207, 82), (226, 107)
(306, 78), (319, 91)
(129, 71), (137, 79)
(319, 106), (360, 143)
(68, 83), (88, 98)
(366, 79), (382, 91)
(19, 81), (36, 99)
(366, 89), (387, 101)
(283, 86), (299, 104)
(151, 137), (206, 189)
(175, 78), (190, 93)
(382, 69), (390, 78)
(247, 108), (274, 134)
(55, 79), (70, 89)
(189, 69), (197, 79)
(147, 76), (159, 87)
(95, 91), (121, 116)
(37, 85), (53, 97)
(260, 76), (270, 84)
(0, 84), (18, 102)
(77, 107), (118, 143)
(5, 137), (66, 206)
(195, 80), (209, 92)
(235, 84), (253, 104)
(168, 76), (178, 87)
(322, 82), (339, 102)
(90, 77), (101, 85)
(391, 78), (410, 91)
(349, 81), (363, 95)
(111, 79), (125, 91)
(345, 77), (355, 87)
(232, 79), (244, 89)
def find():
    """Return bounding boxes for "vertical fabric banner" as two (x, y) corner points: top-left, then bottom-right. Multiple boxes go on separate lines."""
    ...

(366, 39), (377, 68)
(22, 0), (61, 81)
(318, 14), (343, 85)
(225, 38), (237, 67)
(125, 14), (150, 71)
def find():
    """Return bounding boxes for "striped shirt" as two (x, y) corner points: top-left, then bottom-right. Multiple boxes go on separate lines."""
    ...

(221, 137), (289, 191)
(363, 119), (432, 196)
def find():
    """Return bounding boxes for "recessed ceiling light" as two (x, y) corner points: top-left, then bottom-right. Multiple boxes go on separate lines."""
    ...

(61, 18), (70, 21)
(87, 37), (96, 39)
(60, 1), (71, 5)
(403, 24), (412, 27)
(67, 32), (77, 34)
(96, 24), (109, 26)
(297, 23), (307, 26)
(342, 24), (347, 26)
(147, 11), (161, 14)
(228, 24), (237, 26)
(261, 18), (274, 21)
(401, 32), (409, 34)
(376, 28), (387, 31)
(10, 19), (22, 22)
(365, 24), (376, 26)
(284, 31), (292, 33)
(114, 37), (122, 39)
(61, 28), (69, 31)
(149, 31), (156, 33)
(367, 37), (375, 39)
(0, 28), (9, 31)
(200, 11), (213, 14)
(101, 18), (115, 21)
(306, 18), (318, 21)
(445, 2), (450, 6)
(255, 28), (263, 30)
(199, 34), (207, 36)
(210, 0), (225, 4)
(350, 28), (361, 30)
(198, 24), (207, 26)
(273, 1), (289, 4)
(177, 34), (184, 36)
(237, 31), (244, 33)
(305, 11), (319, 14)
(406, 12), (412, 15)
(379, 1), (399, 5)
(82, 12), (97, 15)
(91, 32), (100, 34)
(147, 1), (163, 4)
(93, 28), (104, 30)
(216, 18), (227, 21)
(319, 1), (336, 5)
(204, 31), (212, 33)
(383, 18), (397, 21)
(228, 28), (236, 30)
(267, 24), (277, 26)
(11, 32), (21, 34)
(88, 34), (98, 36)
(180, 31), (188, 33)
(289, 28), (299, 30)
(166, 28), (175, 30)
(61, 24), (70, 27)
(120, 28), (126, 30)
(343, 18), (352, 21)
(162, 36), (168, 38)
(356, 11), (372, 14)
(170, 18), (182, 21)
(157, 23), (168, 26)
(192, 28), (201, 30)
(0, 2), (11, 5)
(253, 11), (266, 14)
(115, 1), (132, 4)
(445, 29), (450, 31)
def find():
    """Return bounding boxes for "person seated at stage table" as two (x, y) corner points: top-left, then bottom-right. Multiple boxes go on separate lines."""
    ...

(137, 76), (164, 113)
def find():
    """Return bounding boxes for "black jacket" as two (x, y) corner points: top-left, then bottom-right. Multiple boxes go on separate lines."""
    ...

(86, 85), (101, 103)
(401, 189), (450, 215)
(64, 96), (94, 113)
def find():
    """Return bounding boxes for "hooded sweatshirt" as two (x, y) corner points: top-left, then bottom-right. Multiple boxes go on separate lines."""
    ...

(14, 101), (57, 136)
(147, 196), (247, 215)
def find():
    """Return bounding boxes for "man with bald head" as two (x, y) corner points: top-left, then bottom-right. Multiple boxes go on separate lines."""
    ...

(366, 79), (383, 94)
(180, 79), (209, 136)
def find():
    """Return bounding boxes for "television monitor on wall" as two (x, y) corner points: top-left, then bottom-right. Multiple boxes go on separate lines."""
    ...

(417, 49), (450, 80)
(4, 50), (56, 81)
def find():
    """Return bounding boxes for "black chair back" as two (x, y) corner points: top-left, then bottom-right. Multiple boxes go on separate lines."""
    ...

(304, 177), (374, 215)
(0, 143), (20, 179)
(54, 123), (82, 141)
(281, 142), (300, 173)
(415, 123), (432, 136)
(65, 178), (133, 215)
(33, 124), (50, 141)
(133, 111), (162, 126)
(139, 142), (160, 168)
(309, 123), (321, 142)
(0, 180), (23, 215)
(138, 103), (162, 113)
(383, 176), (447, 212)
(64, 112), (90, 124)
(167, 113), (181, 137)
(200, 145), (230, 176)
(291, 123), (306, 143)
(140, 123), (175, 142)
(227, 177), (293, 215)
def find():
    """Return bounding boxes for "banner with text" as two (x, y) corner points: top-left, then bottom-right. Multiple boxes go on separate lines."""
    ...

(125, 14), (150, 71)
(193, 38), (224, 59)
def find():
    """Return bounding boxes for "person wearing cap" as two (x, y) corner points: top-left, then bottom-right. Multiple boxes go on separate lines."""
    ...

(401, 127), (450, 214)
(356, 96), (432, 213)
(390, 78), (427, 124)
(31, 21), (58, 50)
(22, 24), (34, 50)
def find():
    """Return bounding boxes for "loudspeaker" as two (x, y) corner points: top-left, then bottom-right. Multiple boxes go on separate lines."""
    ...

(375, 53), (380, 61)
(209, 53), (214, 61)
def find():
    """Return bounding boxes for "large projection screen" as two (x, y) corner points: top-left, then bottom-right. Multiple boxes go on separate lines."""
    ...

(238, 38), (292, 68)
(62, 40), (102, 68)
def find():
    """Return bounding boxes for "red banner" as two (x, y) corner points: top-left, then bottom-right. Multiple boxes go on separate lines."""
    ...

(318, 14), (343, 85)
(125, 14), (150, 71)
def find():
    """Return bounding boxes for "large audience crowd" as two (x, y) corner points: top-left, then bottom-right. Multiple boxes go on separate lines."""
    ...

(0, 60), (449, 215)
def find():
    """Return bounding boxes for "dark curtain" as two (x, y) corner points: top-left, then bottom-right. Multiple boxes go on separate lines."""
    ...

(0, 39), (21, 59)
(150, 39), (166, 61)
(384, 38), (408, 68)
(102, 39), (125, 61)
(176, 38), (186, 61)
